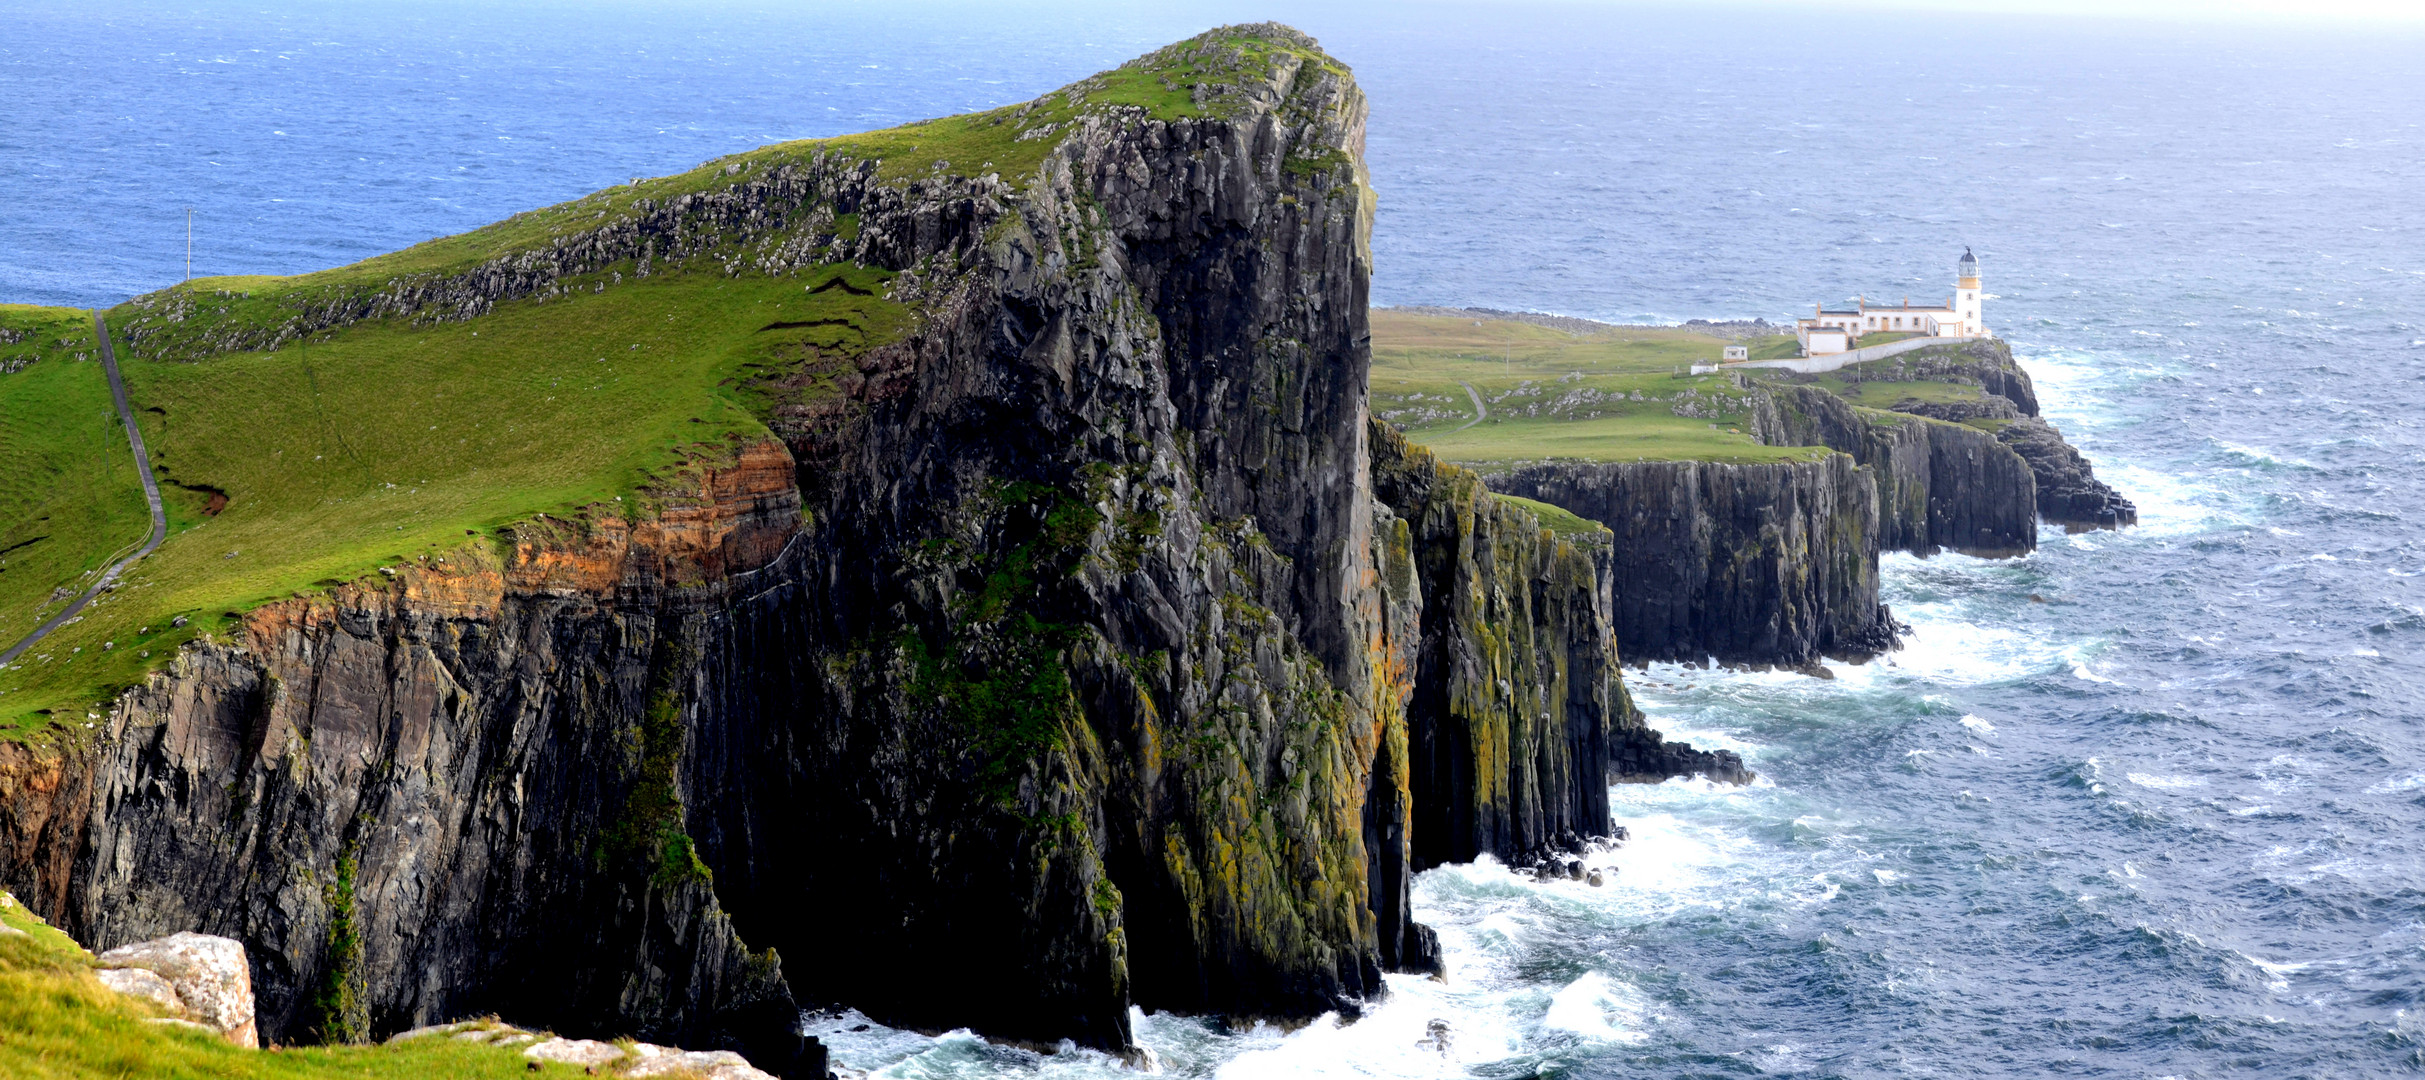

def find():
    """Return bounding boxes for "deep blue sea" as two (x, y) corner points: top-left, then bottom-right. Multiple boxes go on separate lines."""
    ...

(8, 2), (2425, 1076)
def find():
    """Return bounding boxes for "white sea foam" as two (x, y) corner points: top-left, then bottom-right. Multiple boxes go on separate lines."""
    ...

(2365, 774), (2425, 795)
(2126, 772), (2206, 790)
(2238, 953), (2311, 993)
(1959, 715), (1997, 735)
(1540, 973), (1651, 1044)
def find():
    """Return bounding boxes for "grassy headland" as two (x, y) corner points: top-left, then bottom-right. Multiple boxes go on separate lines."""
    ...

(1370, 308), (2007, 471)
(0, 26), (1326, 733)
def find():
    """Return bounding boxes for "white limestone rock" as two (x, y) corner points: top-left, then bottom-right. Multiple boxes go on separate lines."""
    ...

(622, 1041), (778, 1079)
(95, 931), (258, 1048)
(97, 966), (185, 1012)
(401, 1020), (776, 1078)
(520, 1035), (777, 1079)
(522, 1037), (628, 1068)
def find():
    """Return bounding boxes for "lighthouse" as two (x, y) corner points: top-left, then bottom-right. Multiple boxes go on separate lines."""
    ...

(1791, 249), (1993, 356)
(1955, 247), (1983, 335)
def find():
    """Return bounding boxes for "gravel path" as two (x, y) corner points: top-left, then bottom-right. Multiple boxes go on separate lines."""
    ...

(0, 315), (167, 668)
(1453, 381), (1487, 432)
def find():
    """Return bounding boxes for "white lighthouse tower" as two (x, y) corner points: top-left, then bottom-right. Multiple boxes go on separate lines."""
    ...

(1955, 247), (1984, 335)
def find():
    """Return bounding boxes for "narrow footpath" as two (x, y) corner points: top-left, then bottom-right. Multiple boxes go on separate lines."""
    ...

(0, 315), (167, 668)
(1454, 381), (1487, 432)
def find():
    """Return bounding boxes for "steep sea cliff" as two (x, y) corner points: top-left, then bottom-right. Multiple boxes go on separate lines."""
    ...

(1493, 339), (2131, 666)
(0, 26), (1737, 1073)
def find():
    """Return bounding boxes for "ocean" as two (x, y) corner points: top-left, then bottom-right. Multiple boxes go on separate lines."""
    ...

(7, 1), (2424, 1076)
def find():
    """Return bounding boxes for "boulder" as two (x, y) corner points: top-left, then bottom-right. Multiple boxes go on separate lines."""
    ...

(526, 1035), (778, 1079)
(97, 966), (184, 1012)
(95, 932), (257, 1048)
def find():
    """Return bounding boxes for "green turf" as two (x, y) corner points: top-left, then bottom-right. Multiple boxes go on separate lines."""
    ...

(0, 267), (905, 734)
(1493, 494), (1608, 538)
(1369, 310), (1827, 465)
(0, 307), (150, 653)
(0, 24), (1340, 734)
(0, 894), (591, 1078)
(1777, 370), (1985, 410)
(1743, 333), (1804, 360)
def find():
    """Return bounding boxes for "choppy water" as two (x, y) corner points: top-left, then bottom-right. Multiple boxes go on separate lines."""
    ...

(9, 2), (2425, 1076)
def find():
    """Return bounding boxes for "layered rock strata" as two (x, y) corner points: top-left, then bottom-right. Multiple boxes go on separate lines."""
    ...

(1750, 382), (2037, 558)
(1369, 424), (1751, 815)
(1492, 453), (1896, 667)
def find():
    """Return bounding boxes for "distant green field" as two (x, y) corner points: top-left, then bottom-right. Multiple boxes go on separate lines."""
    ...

(1789, 368), (1985, 410)
(1370, 310), (1826, 466)
(0, 307), (150, 657)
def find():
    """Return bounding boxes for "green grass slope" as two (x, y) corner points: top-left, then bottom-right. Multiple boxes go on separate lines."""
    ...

(1370, 310), (2008, 471)
(0, 895), (580, 1078)
(0, 24), (1343, 737)
(1493, 494), (1606, 538)
(1369, 310), (1827, 466)
(0, 308), (150, 656)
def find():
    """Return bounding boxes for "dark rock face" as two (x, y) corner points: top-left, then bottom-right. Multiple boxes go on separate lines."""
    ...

(1994, 416), (2139, 530)
(1492, 369), (2053, 666)
(1493, 453), (1896, 667)
(1485, 338), (2134, 671)
(1368, 424), (1618, 869)
(1751, 383), (2036, 559)
(1, 26), (1640, 1068)
(0, 445), (813, 1067)
(1774, 339), (2135, 533)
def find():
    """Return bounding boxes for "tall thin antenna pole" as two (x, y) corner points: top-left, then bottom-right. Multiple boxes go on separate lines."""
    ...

(185, 208), (194, 282)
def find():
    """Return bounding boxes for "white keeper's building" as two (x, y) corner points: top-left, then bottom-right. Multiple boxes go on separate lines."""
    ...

(1796, 249), (1987, 356)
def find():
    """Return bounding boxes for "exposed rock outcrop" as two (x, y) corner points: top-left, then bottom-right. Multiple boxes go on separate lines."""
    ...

(94, 931), (260, 1047)
(1, 26), (1651, 1070)
(1994, 416), (2139, 530)
(1776, 338), (2136, 532)
(1490, 340), (2141, 667)
(1369, 423), (1618, 867)
(1752, 383), (2036, 558)
(391, 1019), (797, 1080)
(1371, 425), (1751, 792)
(1492, 452), (1897, 667)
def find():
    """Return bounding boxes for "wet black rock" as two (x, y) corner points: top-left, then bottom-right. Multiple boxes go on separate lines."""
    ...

(1994, 416), (2140, 530)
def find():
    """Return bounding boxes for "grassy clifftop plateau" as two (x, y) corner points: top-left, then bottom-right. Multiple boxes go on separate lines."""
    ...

(1371, 308), (2014, 469)
(0, 307), (151, 674)
(0, 25), (1344, 736)
(1369, 310), (1830, 465)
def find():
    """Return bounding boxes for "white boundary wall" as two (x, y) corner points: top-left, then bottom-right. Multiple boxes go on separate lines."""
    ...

(1721, 336), (1968, 375)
